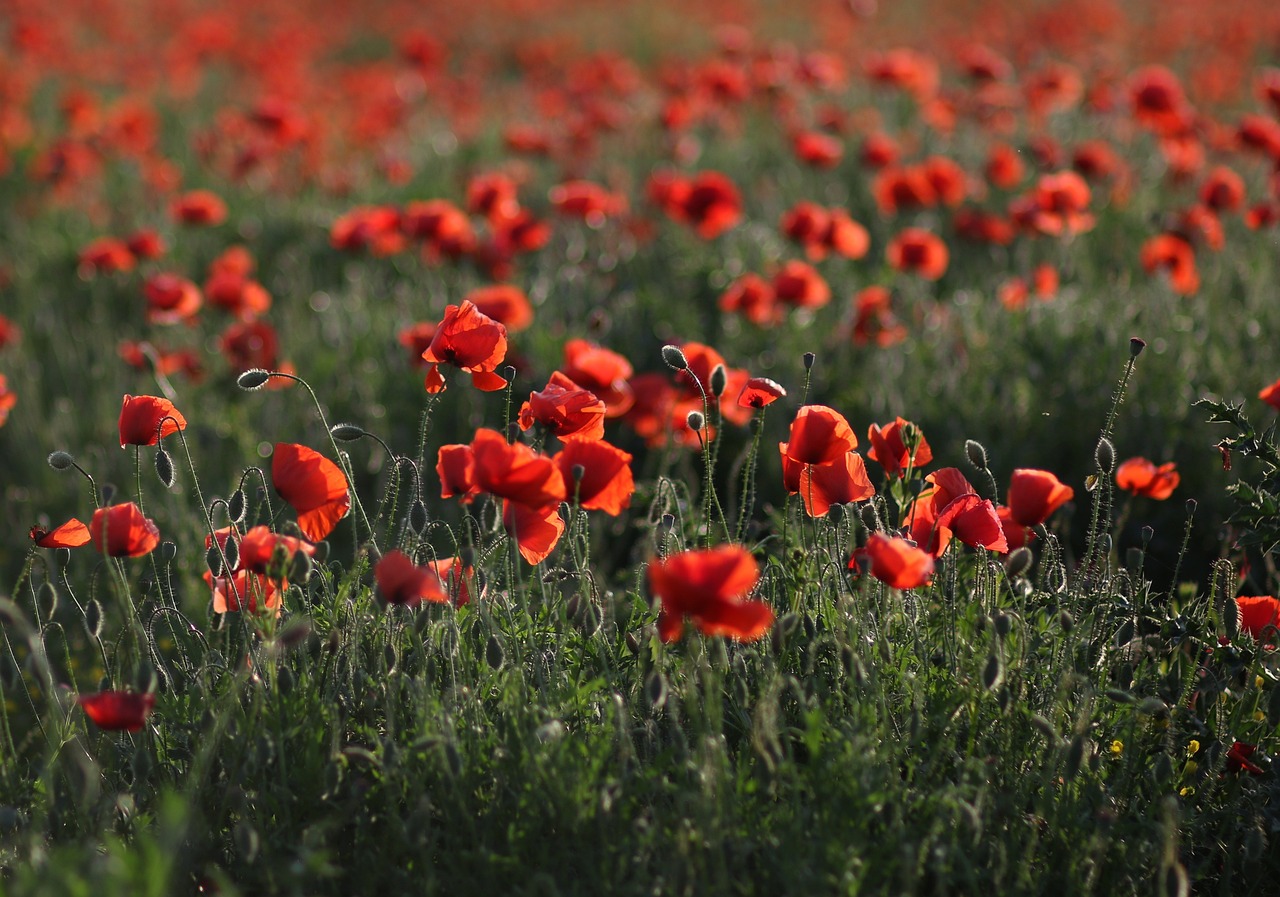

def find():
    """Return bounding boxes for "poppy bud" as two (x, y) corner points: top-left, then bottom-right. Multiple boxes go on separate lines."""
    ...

(1126, 547), (1144, 570)
(860, 504), (878, 532)
(223, 536), (239, 572)
(47, 451), (75, 471)
(227, 489), (246, 524)
(409, 499), (428, 533)
(661, 345), (688, 371)
(708, 364), (727, 397)
(159, 541), (178, 562)
(686, 410), (705, 432)
(84, 598), (103, 638)
(237, 369), (272, 390)
(330, 423), (366, 442)
(964, 439), (988, 470)
(503, 365), (517, 382)
(1005, 546), (1033, 577)
(155, 449), (175, 488)
(288, 549), (312, 584)
(1129, 337), (1145, 358)
(206, 545), (224, 577)
(803, 352), (816, 371)
(486, 634), (505, 670)
(1094, 437), (1115, 473)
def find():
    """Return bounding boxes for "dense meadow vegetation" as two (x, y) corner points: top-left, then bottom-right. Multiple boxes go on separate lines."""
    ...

(4, 0), (1280, 892)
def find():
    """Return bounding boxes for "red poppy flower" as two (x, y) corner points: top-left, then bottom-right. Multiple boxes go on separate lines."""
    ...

(1260, 378), (1280, 410)
(985, 143), (1025, 190)
(1199, 166), (1245, 213)
(562, 339), (634, 417)
(144, 273), (202, 325)
(125, 228), (166, 261)
(860, 533), (935, 589)
(823, 210), (869, 260)
(402, 200), (473, 259)
(922, 155), (967, 206)
(873, 166), (936, 215)
(119, 394), (187, 447)
(719, 274), (782, 325)
(1236, 595), (1280, 641)
(90, 503), (160, 557)
(780, 202), (830, 247)
(935, 494), (1009, 553)
(737, 377), (786, 408)
(859, 131), (899, 169)
(204, 271), (271, 320)
(463, 285), (533, 333)
(171, 189), (227, 226)
(437, 443), (479, 502)
(867, 417), (933, 478)
(78, 237), (135, 274)
(792, 130), (843, 168)
(78, 691), (156, 731)
(0, 314), (19, 351)
(1224, 741), (1266, 775)
(502, 499), (566, 565)
(205, 569), (281, 615)
(997, 505), (1033, 551)
(272, 443), (351, 541)
(1007, 469), (1074, 528)
(781, 450), (876, 517)
(851, 286), (907, 347)
(1025, 171), (1095, 236)
(375, 550), (450, 606)
(1115, 458), (1179, 499)
(421, 300), (509, 394)
(519, 372), (606, 440)
(0, 375), (15, 428)
(237, 525), (316, 576)
(467, 172), (521, 224)
(649, 545), (774, 643)
(554, 436), (635, 514)
(669, 170), (743, 239)
(1072, 140), (1124, 182)
(1140, 233), (1199, 294)
(549, 179), (627, 224)
(781, 405), (857, 465)
(1129, 66), (1190, 133)
(470, 428), (567, 508)
(886, 228), (949, 280)
(30, 518), (91, 548)
(773, 260), (830, 309)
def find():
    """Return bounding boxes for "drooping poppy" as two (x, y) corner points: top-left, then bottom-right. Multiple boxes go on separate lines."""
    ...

(1236, 595), (1280, 641)
(1007, 469), (1074, 528)
(237, 525), (316, 576)
(649, 545), (774, 643)
(374, 549), (450, 606)
(78, 691), (156, 731)
(780, 405), (857, 465)
(30, 518), (91, 548)
(119, 394), (187, 447)
(1115, 458), (1180, 499)
(867, 417), (933, 478)
(502, 500), (566, 565)
(553, 436), (634, 515)
(272, 443), (351, 541)
(886, 228), (949, 280)
(519, 371), (607, 440)
(205, 569), (281, 615)
(421, 300), (509, 394)
(469, 428), (567, 508)
(90, 503), (160, 557)
(860, 533), (935, 589)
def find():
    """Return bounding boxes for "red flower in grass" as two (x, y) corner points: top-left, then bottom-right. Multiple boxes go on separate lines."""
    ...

(935, 494), (1009, 553)
(1025, 171), (1095, 236)
(562, 339), (634, 417)
(867, 417), (933, 478)
(1007, 469), (1073, 528)
(773, 260), (831, 309)
(667, 170), (743, 239)
(30, 518), (91, 548)
(859, 533), (935, 589)
(205, 569), (281, 615)
(437, 443), (479, 502)
(792, 130), (843, 168)
(1236, 595), (1280, 641)
(502, 500), (566, 565)
(1115, 458), (1179, 499)
(125, 229), (166, 261)
(119, 395), (186, 447)
(237, 525), (316, 576)
(781, 405), (857, 465)
(204, 271), (271, 320)
(90, 503), (160, 557)
(1225, 742), (1265, 776)
(649, 545), (774, 643)
(1261, 378), (1280, 410)
(470, 429), (567, 508)
(0, 314), (21, 350)
(398, 322), (436, 368)
(464, 284), (534, 333)
(886, 228), (948, 280)
(402, 200), (473, 259)
(78, 691), (155, 731)
(144, 273), (202, 325)
(1199, 166), (1245, 214)
(79, 237), (135, 274)
(1140, 234), (1199, 294)
(421, 300), (509, 394)
(375, 549), (450, 606)
(781, 450), (876, 517)
(554, 436), (634, 515)
(171, 189), (227, 226)
(550, 180), (627, 224)
(0, 375), (15, 428)
(519, 372), (606, 440)
(720, 274), (782, 325)
(737, 377), (786, 409)
(997, 505), (1033, 551)
(272, 443), (350, 541)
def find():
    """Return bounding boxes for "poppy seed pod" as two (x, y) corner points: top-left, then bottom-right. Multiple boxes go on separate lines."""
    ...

(661, 345), (688, 371)
(1129, 337), (1146, 358)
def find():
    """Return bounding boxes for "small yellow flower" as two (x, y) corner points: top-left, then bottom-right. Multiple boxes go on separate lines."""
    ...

(1255, 711), (1266, 722)
(1187, 739), (1201, 757)
(1109, 739), (1124, 757)
(1179, 786), (1195, 797)
(1257, 676), (1265, 689)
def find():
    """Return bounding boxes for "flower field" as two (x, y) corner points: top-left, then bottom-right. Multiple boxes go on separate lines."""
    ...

(4, 0), (1280, 893)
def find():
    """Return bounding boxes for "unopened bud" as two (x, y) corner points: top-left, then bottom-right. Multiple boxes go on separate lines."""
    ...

(1005, 546), (1033, 578)
(155, 449), (176, 488)
(661, 345), (688, 371)
(237, 369), (272, 390)
(708, 364), (727, 397)
(686, 410), (705, 432)
(964, 439), (988, 470)
(330, 423), (366, 442)
(47, 451), (75, 471)
(1094, 437), (1115, 474)
(802, 352), (816, 371)
(1129, 337), (1145, 358)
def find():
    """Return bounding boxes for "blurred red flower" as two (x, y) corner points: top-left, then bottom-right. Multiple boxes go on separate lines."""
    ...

(79, 237), (135, 274)
(90, 503), (160, 557)
(649, 545), (773, 643)
(272, 443), (350, 541)
(1260, 378), (1280, 410)
(1115, 457), (1179, 499)
(78, 691), (155, 731)
(0, 375), (14, 427)
(1140, 233), (1199, 294)
(886, 228), (949, 280)
(144, 273), (202, 325)
(375, 550), (450, 606)
(171, 189), (227, 226)
(562, 339), (634, 417)
(463, 284), (534, 333)
(860, 532), (934, 589)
